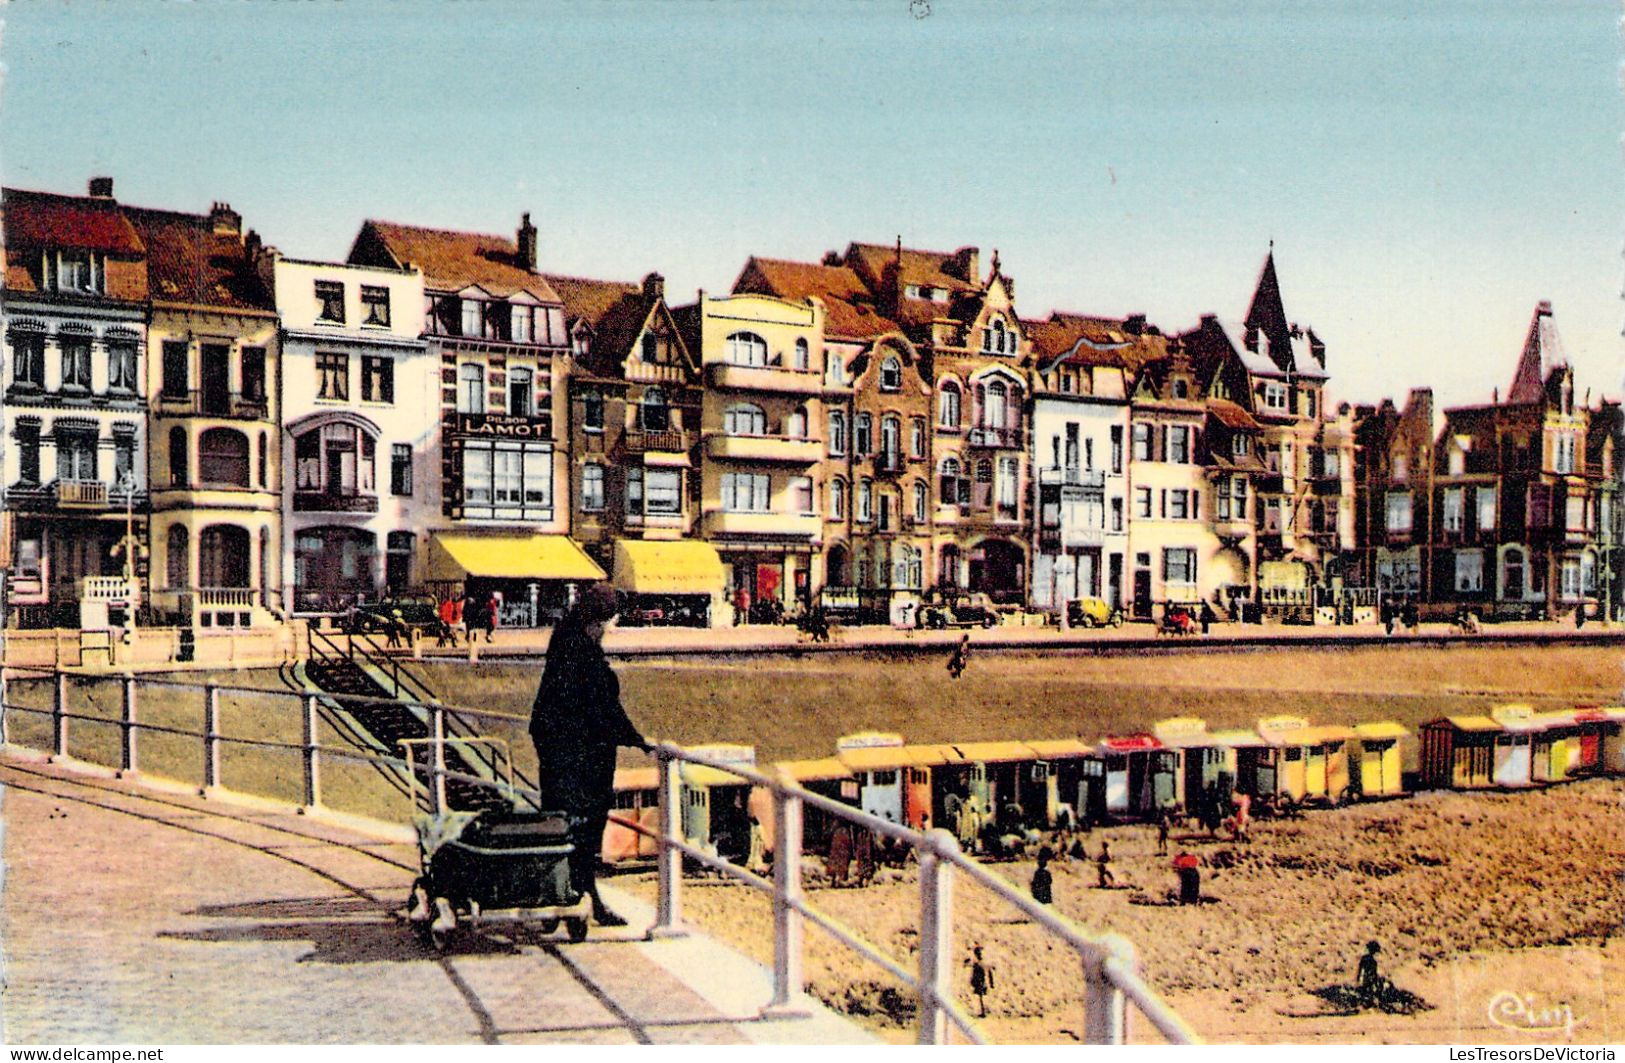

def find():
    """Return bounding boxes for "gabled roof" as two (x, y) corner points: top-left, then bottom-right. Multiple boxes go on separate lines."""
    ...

(123, 205), (273, 313)
(1029, 312), (1167, 372)
(1508, 301), (1567, 405)
(844, 241), (979, 294)
(545, 272), (687, 376)
(3, 187), (146, 256)
(1207, 398), (1262, 431)
(735, 256), (898, 340)
(351, 219), (561, 302)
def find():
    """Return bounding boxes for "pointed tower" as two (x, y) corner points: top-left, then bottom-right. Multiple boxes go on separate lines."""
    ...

(1243, 249), (1294, 371)
(1507, 300), (1566, 405)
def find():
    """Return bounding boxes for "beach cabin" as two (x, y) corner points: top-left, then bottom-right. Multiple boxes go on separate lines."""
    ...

(771, 757), (861, 853)
(1351, 722), (1408, 798)
(1255, 716), (1353, 803)
(1151, 717), (1245, 811)
(605, 766), (660, 862)
(1419, 716), (1499, 789)
(940, 742), (1040, 831)
(679, 744), (757, 860)
(1569, 706), (1625, 775)
(1097, 733), (1170, 818)
(835, 733), (943, 831)
(1526, 710), (1583, 783)
(1024, 739), (1100, 827)
(1487, 705), (1543, 788)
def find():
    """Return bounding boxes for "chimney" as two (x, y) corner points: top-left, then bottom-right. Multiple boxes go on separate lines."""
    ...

(1537, 299), (1553, 316)
(516, 212), (538, 271)
(821, 250), (842, 267)
(642, 272), (665, 301)
(209, 201), (242, 236)
(952, 246), (979, 283)
(88, 176), (114, 199)
(245, 229), (262, 262)
(1123, 314), (1147, 336)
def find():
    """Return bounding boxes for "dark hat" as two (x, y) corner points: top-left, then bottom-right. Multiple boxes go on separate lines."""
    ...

(575, 582), (619, 623)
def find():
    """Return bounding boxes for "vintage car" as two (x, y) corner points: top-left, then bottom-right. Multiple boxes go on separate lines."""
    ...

(917, 591), (1002, 629)
(1066, 596), (1124, 629)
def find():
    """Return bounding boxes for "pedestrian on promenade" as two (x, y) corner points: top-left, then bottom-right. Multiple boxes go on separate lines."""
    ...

(947, 633), (970, 680)
(529, 582), (651, 927)
(461, 593), (477, 643)
(1575, 604), (1586, 630)
(485, 591), (501, 643)
(1200, 600), (1216, 636)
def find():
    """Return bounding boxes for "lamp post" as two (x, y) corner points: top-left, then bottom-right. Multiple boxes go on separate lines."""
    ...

(109, 471), (145, 627)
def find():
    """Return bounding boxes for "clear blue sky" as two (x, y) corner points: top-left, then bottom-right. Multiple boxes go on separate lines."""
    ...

(3, 0), (1619, 410)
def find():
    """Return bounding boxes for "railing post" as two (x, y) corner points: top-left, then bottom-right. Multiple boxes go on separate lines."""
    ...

(51, 671), (68, 759)
(762, 775), (808, 1018)
(301, 693), (321, 809)
(917, 828), (958, 1045)
(1083, 939), (1130, 1044)
(651, 747), (687, 938)
(431, 704), (447, 815)
(118, 674), (138, 776)
(202, 684), (220, 792)
(0, 668), (10, 747)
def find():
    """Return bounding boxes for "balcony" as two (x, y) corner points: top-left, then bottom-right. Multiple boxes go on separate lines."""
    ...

(1061, 526), (1106, 548)
(79, 576), (138, 603)
(156, 388), (270, 421)
(198, 586), (260, 609)
(56, 480), (109, 508)
(624, 428), (690, 455)
(1035, 467), (1105, 489)
(967, 426), (1023, 449)
(1211, 516), (1252, 540)
(703, 509), (822, 540)
(293, 489), (379, 513)
(707, 362), (824, 395)
(704, 433), (822, 464)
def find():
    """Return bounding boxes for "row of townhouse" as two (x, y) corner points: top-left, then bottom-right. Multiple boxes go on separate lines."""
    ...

(1353, 302), (1623, 620)
(3, 178), (1615, 633)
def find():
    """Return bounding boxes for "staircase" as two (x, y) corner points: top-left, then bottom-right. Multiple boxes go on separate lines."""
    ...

(298, 627), (535, 814)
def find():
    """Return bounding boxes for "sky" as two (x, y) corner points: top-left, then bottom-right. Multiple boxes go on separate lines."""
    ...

(1, 0), (1620, 411)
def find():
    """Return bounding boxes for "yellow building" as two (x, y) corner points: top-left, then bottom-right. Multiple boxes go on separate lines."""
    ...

(678, 292), (826, 620)
(131, 201), (284, 629)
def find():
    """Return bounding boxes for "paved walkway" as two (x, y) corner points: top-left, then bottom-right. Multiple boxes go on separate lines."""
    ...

(0, 752), (874, 1045)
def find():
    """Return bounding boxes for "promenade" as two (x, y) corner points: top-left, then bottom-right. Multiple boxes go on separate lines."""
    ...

(0, 752), (873, 1045)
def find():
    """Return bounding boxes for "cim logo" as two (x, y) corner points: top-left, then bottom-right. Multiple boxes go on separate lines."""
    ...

(1487, 991), (1583, 1039)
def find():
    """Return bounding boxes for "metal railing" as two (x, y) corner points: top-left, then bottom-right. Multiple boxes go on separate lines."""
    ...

(0, 666), (1197, 1046)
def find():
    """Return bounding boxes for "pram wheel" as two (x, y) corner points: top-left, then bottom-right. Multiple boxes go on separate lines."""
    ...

(565, 917), (589, 943)
(539, 918), (560, 934)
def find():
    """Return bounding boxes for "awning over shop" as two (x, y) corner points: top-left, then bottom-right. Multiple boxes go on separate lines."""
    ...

(611, 540), (725, 596)
(426, 532), (605, 582)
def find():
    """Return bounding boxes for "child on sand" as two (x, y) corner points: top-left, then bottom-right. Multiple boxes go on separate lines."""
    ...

(1096, 840), (1116, 888)
(967, 945), (994, 1017)
(1031, 851), (1054, 905)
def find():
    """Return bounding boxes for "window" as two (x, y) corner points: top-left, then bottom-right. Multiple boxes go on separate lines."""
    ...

(726, 331), (768, 367)
(640, 388), (669, 431)
(855, 413), (872, 456)
(1477, 486), (1497, 531)
(1391, 453), (1408, 482)
(830, 478), (846, 519)
(1108, 425), (1123, 473)
(11, 330), (46, 388)
(1561, 560), (1582, 601)
(15, 422), (40, 483)
(258, 432), (268, 488)
(914, 481), (928, 522)
(512, 305), (534, 344)
(54, 429), (97, 482)
(625, 465), (642, 514)
(939, 456), (969, 506)
(581, 464), (605, 511)
(112, 432), (135, 488)
(1136, 486), (1152, 518)
(1503, 548), (1526, 598)
(484, 301), (511, 341)
(939, 383), (961, 428)
(582, 390), (604, 432)
(1132, 423), (1152, 462)
(360, 355), (394, 403)
(391, 443), (413, 496)
(1165, 425), (1192, 464)
(317, 351), (349, 401)
(984, 382), (1009, 429)
(791, 475), (815, 514)
(294, 424), (376, 496)
(169, 426), (188, 486)
(508, 368), (533, 417)
(828, 411), (846, 456)
(857, 479), (873, 522)
(1163, 548), (1196, 586)
(361, 285), (390, 326)
(1566, 494), (1585, 531)
(241, 347), (266, 403)
(461, 299), (482, 338)
(1441, 488), (1464, 533)
(997, 456), (1019, 509)
(723, 471), (771, 511)
(725, 403), (767, 436)
(458, 364), (485, 413)
(880, 357), (902, 391)
(1110, 496), (1124, 532)
(60, 333), (92, 390)
(795, 338), (810, 371)
(167, 526), (189, 589)
(49, 250), (102, 294)
(1386, 492), (1413, 532)
(460, 441), (551, 515)
(1582, 553), (1597, 595)
(1168, 489), (1191, 520)
(1172, 378), (1189, 400)
(1263, 381), (1287, 410)
(1553, 432), (1576, 474)
(198, 428), (250, 487)
(880, 416), (900, 464)
(315, 281), (345, 323)
(910, 418), (926, 459)
(159, 341), (188, 398)
(646, 469), (681, 515)
(1232, 433), (1250, 459)
(107, 340), (137, 392)
(1527, 483), (1554, 528)
(787, 406), (808, 439)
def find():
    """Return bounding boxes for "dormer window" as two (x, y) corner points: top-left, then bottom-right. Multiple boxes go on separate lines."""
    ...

(460, 298), (482, 338)
(1172, 379), (1189, 399)
(984, 319), (1007, 354)
(642, 334), (659, 363)
(511, 305), (534, 343)
(880, 356), (902, 391)
(904, 285), (922, 300)
(315, 281), (345, 324)
(47, 250), (104, 295)
(1263, 382), (1287, 410)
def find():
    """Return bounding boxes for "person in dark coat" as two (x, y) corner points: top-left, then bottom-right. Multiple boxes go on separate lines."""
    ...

(530, 582), (650, 926)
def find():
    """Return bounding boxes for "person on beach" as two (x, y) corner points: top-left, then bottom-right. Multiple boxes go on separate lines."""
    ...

(1096, 839), (1116, 888)
(529, 582), (651, 927)
(1156, 809), (1171, 855)
(967, 945), (995, 1017)
(826, 823), (853, 886)
(946, 633), (970, 680)
(1031, 851), (1054, 905)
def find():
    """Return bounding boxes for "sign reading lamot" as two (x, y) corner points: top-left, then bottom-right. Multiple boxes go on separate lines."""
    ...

(456, 413), (549, 438)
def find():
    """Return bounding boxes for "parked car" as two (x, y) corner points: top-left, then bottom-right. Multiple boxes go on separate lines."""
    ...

(1067, 596), (1124, 629)
(349, 595), (440, 637)
(917, 591), (1001, 629)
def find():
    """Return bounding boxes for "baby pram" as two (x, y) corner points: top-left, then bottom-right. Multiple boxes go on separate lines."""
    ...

(401, 737), (593, 948)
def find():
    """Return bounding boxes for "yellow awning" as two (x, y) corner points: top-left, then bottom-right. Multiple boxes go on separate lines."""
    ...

(614, 766), (659, 792)
(611, 540), (725, 596)
(1207, 728), (1267, 748)
(1440, 715), (1502, 733)
(1355, 722), (1409, 741)
(949, 742), (1037, 764)
(775, 757), (854, 783)
(1026, 738), (1093, 759)
(426, 532), (605, 582)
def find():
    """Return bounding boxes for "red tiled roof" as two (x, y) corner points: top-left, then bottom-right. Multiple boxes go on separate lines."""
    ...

(3, 187), (144, 255)
(1031, 311), (1171, 372)
(1207, 397), (1261, 431)
(123, 205), (273, 312)
(735, 256), (899, 340)
(355, 219), (561, 302)
(544, 273), (651, 372)
(845, 242), (977, 293)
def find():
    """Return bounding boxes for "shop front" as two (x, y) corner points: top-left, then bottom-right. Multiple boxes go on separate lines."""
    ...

(425, 530), (605, 627)
(610, 539), (726, 628)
